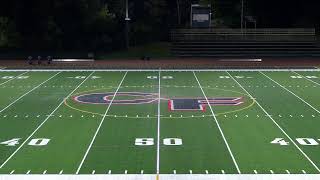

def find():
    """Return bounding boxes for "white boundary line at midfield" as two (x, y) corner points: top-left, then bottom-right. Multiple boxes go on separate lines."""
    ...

(0, 71), (95, 168)
(291, 71), (320, 86)
(0, 71), (29, 86)
(0, 69), (320, 72)
(260, 71), (320, 114)
(226, 71), (320, 173)
(76, 71), (128, 174)
(193, 71), (241, 174)
(1, 174), (320, 180)
(0, 71), (61, 114)
(156, 70), (161, 176)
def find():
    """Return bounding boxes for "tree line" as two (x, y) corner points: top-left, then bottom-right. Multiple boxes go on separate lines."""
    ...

(0, 0), (318, 51)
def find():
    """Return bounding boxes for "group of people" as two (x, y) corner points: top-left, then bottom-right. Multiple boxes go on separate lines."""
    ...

(27, 56), (52, 65)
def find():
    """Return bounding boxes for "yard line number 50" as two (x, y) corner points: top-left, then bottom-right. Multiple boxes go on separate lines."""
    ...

(135, 138), (182, 146)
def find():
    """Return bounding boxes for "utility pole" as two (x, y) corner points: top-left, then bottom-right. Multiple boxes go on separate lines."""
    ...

(241, 0), (244, 33)
(125, 0), (130, 50)
(176, 0), (181, 26)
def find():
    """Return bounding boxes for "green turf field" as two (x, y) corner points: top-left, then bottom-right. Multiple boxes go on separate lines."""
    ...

(0, 69), (320, 175)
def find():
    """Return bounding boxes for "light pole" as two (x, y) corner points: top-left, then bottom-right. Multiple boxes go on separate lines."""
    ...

(241, 0), (244, 33)
(125, 0), (130, 50)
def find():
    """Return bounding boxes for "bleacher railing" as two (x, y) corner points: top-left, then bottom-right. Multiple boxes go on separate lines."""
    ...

(171, 28), (316, 42)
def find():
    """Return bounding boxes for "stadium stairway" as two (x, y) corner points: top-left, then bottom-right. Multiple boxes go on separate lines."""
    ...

(171, 29), (320, 57)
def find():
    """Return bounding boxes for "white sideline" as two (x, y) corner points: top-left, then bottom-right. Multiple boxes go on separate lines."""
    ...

(1, 69), (320, 72)
(0, 71), (95, 168)
(0, 71), (61, 114)
(292, 71), (320, 86)
(193, 71), (241, 174)
(226, 71), (320, 173)
(0, 71), (29, 86)
(76, 71), (128, 174)
(1, 175), (320, 180)
(156, 70), (161, 175)
(260, 71), (320, 114)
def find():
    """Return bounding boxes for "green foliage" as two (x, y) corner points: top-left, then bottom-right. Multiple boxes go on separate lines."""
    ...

(0, 0), (318, 51)
(0, 17), (20, 48)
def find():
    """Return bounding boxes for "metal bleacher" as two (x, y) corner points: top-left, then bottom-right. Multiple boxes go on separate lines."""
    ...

(171, 28), (320, 57)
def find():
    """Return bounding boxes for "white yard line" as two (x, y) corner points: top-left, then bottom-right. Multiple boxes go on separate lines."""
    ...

(292, 71), (320, 86)
(260, 71), (320, 114)
(0, 72), (61, 114)
(226, 71), (320, 173)
(0, 71), (29, 86)
(156, 70), (161, 175)
(0, 71), (95, 168)
(193, 71), (241, 174)
(76, 71), (128, 174)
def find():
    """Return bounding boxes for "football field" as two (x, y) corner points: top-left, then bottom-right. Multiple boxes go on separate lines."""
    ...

(0, 69), (320, 176)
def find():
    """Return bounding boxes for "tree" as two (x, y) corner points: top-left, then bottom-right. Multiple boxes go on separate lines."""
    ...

(0, 17), (20, 48)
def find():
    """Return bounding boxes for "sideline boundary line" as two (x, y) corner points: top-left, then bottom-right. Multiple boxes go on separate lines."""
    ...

(260, 72), (320, 114)
(0, 72), (61, 114)
(1, 174), (320, 180)
(0, 71), (94, 168)
(76, 71), (128, 174)
(1, 69), (320, 72)
(193, 71), (241, 174)
(0, 71), (29, 86)
(226, 71), (320, 173)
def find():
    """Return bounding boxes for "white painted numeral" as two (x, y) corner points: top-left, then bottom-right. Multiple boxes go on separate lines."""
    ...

(0, 138), (21, 146)
(2, 76), (14, 79)
(74, 76), (86, 79)
(272, 138), (320, 146)
(147, 76), (158, 79)
(163, 138), (183, 146)
(1, 76), (29, 79)
(135, 138), (183, 146)
(290, 76), (303, 79)
(91, 76), (101, 79)
(271, 138), (289, 146)
(234, 76), (245, 79)
(1, 138), (50, 147)
(17, 76), (29, 79)
(147, 76), (173, 79)
(28, 138), (50, 146)
(219, 76), (230, 79)
(135, 138), (154, 146)
(306, 76), (318, 79)
(162, 76), (173, 79)
(296, 138), (319, 146)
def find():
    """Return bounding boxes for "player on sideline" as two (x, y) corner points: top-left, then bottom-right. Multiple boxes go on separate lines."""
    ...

(47, 56), (52, 64)
(27, 56), (33, 65)
(37, 55), (42, 65)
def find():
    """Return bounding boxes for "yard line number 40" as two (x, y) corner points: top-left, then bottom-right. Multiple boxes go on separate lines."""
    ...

(271, 138), (320, 146)
(0, 138), (50, 146)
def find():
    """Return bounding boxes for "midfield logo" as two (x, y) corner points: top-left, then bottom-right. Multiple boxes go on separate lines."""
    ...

(74, 92), (243, 112)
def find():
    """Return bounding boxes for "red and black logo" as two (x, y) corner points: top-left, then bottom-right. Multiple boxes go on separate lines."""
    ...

(73, 92), (243, 112)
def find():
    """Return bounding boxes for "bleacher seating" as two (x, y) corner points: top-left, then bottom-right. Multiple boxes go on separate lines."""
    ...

(171, 29), (320, 57)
